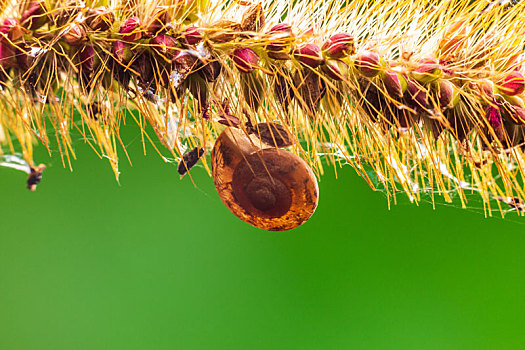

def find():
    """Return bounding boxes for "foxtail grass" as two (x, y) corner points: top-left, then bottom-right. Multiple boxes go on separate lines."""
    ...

(1, 0), (525, 216)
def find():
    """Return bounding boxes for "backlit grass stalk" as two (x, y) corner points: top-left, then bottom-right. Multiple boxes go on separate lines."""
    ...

(0, 0), (524, 216)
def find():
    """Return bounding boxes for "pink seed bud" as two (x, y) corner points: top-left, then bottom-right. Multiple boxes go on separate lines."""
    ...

(1, 18), (16, 37)
(231, 47), (259, 73)
(182, 26), (203, 46)
(79, 45), (94, 71)
(321, 59), (348, 81)
(120, 17), (142, 41)
(62, 23), (87, 46)
(383, 70), (407, 98)
(354, 50), (383, 78)
(412, 58), (442, 84)
(293, 43), (323, 68)
(499, 71), (525, 96)
(486, 103), (503, 139)
(112, 40), (132, 64)
(152, 34), (178, 60)
(0, 18), (23, 41)
(20, 0), (49, 30)
(437, 79), (460, 108)
(322, 33), (355, 59)
(0, 18), (16, 34)
(268, 23), (292, 34)
(0, 41), (16, 68)
(266, 23), (294, 60)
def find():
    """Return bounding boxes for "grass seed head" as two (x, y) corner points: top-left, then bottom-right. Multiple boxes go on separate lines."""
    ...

(2, 0), (525, 224)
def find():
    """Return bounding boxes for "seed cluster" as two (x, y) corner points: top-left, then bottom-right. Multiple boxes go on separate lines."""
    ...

(1, 0), (525, 216)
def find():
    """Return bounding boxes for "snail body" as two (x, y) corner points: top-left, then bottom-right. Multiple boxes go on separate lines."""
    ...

(211, 127), (318, 231)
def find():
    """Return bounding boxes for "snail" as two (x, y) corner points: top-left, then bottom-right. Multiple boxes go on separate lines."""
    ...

(211, 125), (319, 231)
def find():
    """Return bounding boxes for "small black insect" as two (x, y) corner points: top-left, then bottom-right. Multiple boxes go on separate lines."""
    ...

(87, 102), (102, 120)
(178, 147), (205, 177)
(496, 196), (525, 212)
(27, 164), (46, 191)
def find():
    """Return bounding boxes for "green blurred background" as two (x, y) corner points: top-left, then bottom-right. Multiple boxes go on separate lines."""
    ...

(1, 122), (525, 350)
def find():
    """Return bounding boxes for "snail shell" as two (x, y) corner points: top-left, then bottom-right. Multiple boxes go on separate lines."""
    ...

(211, 127), (319, 231)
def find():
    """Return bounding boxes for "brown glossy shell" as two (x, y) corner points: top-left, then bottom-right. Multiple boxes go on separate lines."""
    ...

(211, 127), (319, 231)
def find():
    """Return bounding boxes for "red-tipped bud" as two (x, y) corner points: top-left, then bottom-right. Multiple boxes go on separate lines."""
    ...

(62, 23), (87, 46)
(487, 104), (502, 126)
(321, 59), (348, 80)
(0, 18), (16, 34)
(85, 7), (115, 31)
(0, 41), (16, 68)
(293, 43), (323, 68)
(20, 1), (49, 30)
(152, 34), (178, 60)
(231, 47), (259, 73)
(79, 45), (94, 71)
(267, 23), (293, 42)
(499, 71), (525, 96)
(486, 103), (504, 140)
(182, 26), (203, 46)
(437, 79), (460, 108)
(112, 40), (132, 64)
(120, 17), (142, 41)
(322, 33), (355, 59)
(412, 58), (442, 84)
(0, 18), (24, 41)
(266, 23), (294, 60)
(145, 6), (171, 35)
(383, 70), (407, 98)
(354, 50), (384, 78)
(269, 23), (292, 34)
